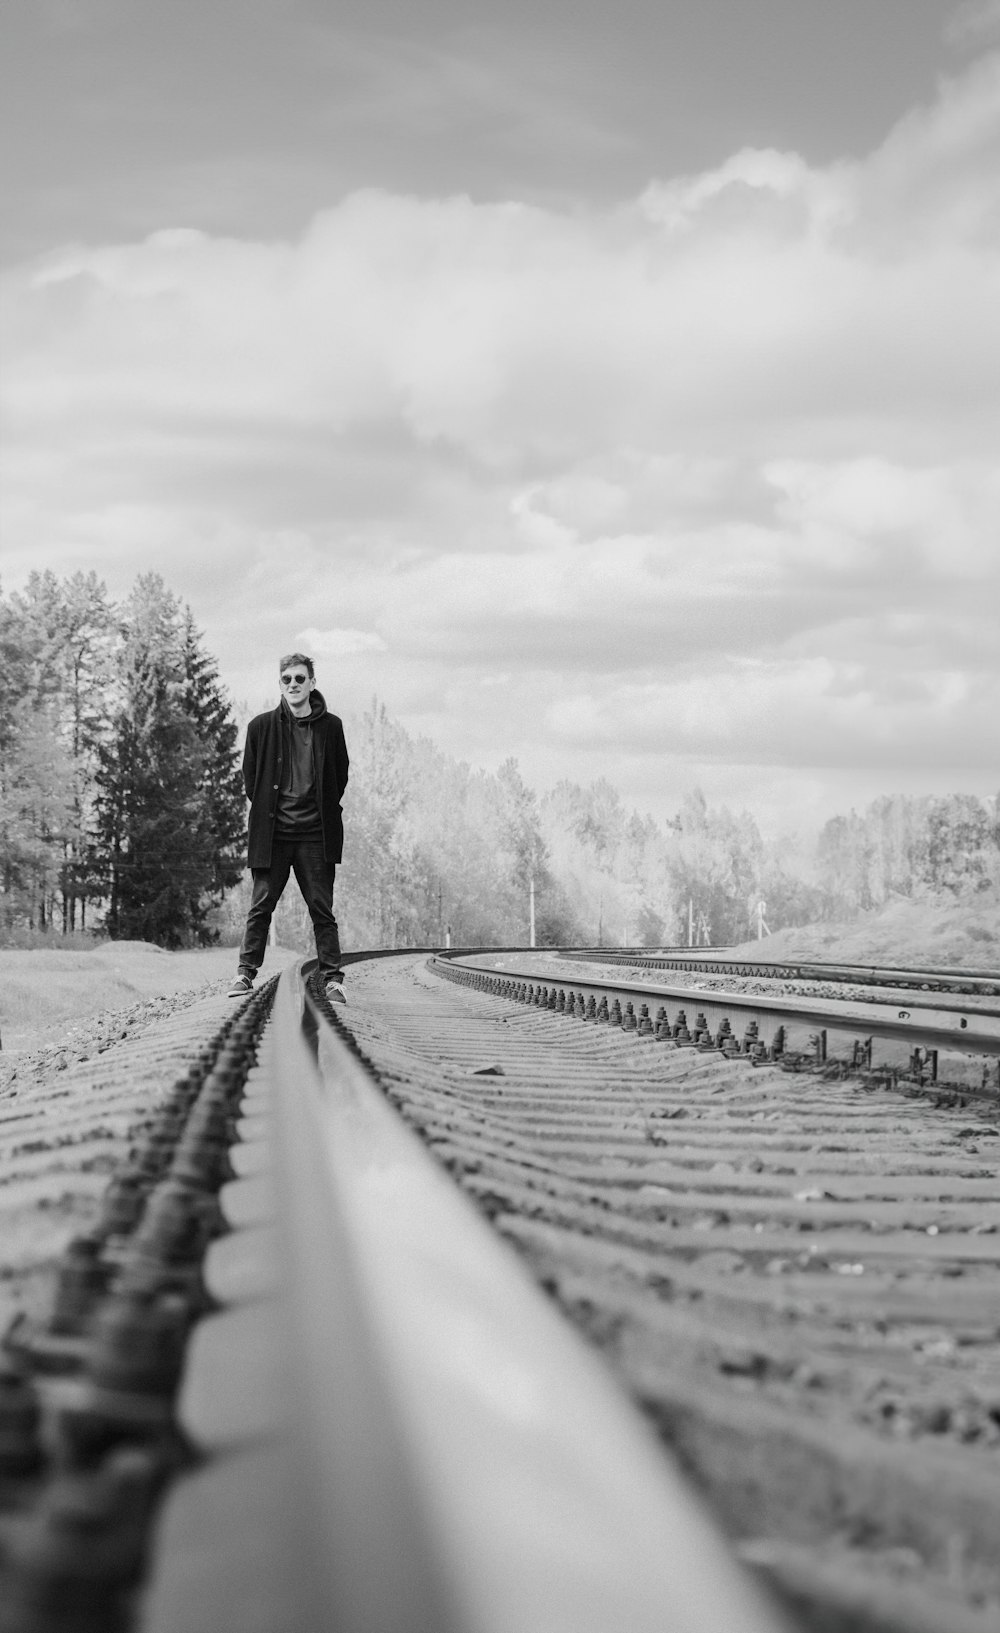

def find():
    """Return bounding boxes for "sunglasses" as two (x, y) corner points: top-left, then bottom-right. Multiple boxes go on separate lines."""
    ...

(280, 672), (310, 686)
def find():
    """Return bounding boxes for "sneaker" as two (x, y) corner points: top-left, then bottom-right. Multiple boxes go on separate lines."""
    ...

(324, 979), (347, 1005)
(227, 972), (254, 997)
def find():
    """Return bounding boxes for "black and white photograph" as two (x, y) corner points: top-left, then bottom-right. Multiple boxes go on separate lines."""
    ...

(2, 2), (999, 1629)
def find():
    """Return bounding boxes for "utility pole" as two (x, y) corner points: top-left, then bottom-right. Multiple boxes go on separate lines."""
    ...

(529, 876), (536, 948)
(688, 898), (694, 948)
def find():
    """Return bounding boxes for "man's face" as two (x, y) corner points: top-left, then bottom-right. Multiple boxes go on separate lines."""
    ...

(279, 664), (314, 708)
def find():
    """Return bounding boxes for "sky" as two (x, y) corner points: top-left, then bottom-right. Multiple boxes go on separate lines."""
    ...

(2, 0), (999, 837)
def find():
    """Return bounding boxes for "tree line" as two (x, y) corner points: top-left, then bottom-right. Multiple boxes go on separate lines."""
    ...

(0, 571), (244, 946)
(2, 571), (997, 950)
(267, 701), (999, 955)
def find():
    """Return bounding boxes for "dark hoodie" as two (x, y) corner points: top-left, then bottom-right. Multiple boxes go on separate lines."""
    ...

(275, 691), (324, 837)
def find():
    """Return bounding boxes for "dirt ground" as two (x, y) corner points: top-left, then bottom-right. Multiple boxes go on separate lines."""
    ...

(0, 941), (294, 1053)
(0, 944), (297, 1337)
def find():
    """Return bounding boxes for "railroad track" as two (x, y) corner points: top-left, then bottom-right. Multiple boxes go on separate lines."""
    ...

(454, 949), (1000, 1094)
(562, 949), (1000, 999)
(1, 949), (998, 1633)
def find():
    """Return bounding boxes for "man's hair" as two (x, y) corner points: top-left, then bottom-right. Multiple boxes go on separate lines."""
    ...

(278, 651), (314, 677)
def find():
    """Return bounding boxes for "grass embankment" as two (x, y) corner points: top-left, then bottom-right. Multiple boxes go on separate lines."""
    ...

(0, 940), (298, 1052)
(727, 884), (1000, 968)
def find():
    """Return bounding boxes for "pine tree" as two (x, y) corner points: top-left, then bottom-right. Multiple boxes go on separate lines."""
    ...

(180, 609), (245, 913)
(90, 576), (244, 947)
(0, 587), (31, 927)
(0, 587), (77, 931)
(4, 708), (76, 931)
(12, 570), (117, 929)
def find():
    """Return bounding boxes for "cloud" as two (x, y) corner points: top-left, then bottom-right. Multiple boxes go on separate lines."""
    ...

(946, 0), (1000, 48)
(545, 660), (1000, 774)
(297, 627), (387, 656)
(2, 51), (1000, 826)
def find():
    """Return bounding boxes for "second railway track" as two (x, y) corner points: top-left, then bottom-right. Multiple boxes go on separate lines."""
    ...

(563, 949), (1000, 999)
(340, 952), (1000, 1633)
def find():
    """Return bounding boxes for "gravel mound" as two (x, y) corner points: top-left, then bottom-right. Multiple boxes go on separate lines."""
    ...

(0, 981), (231, 1102)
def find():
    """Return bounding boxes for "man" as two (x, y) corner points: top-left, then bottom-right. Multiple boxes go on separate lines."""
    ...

(228, 653), (349, 1003)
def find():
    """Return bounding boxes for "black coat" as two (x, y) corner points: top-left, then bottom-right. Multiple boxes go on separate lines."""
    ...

(242, 691), (349, 868)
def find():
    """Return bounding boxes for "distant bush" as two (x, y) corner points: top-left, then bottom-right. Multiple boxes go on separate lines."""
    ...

(0, 927), (100, 952)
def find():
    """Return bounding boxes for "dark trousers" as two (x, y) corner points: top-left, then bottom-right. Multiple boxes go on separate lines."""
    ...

(239, 836), (344, 982)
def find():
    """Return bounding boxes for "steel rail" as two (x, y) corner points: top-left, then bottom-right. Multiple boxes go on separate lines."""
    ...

(437, 953), (1000, 1063)
(337, 944), (1000, 998)
(141, 957), (791, 1633)
(557, 949), (1000, 998)
(140, 960), (463, 1633)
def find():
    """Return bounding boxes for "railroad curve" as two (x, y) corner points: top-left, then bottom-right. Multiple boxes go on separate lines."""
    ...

(340, 953), (1000, 1633)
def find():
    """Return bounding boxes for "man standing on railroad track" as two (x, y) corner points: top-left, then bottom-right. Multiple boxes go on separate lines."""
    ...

(227, 652), (349, 1004)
